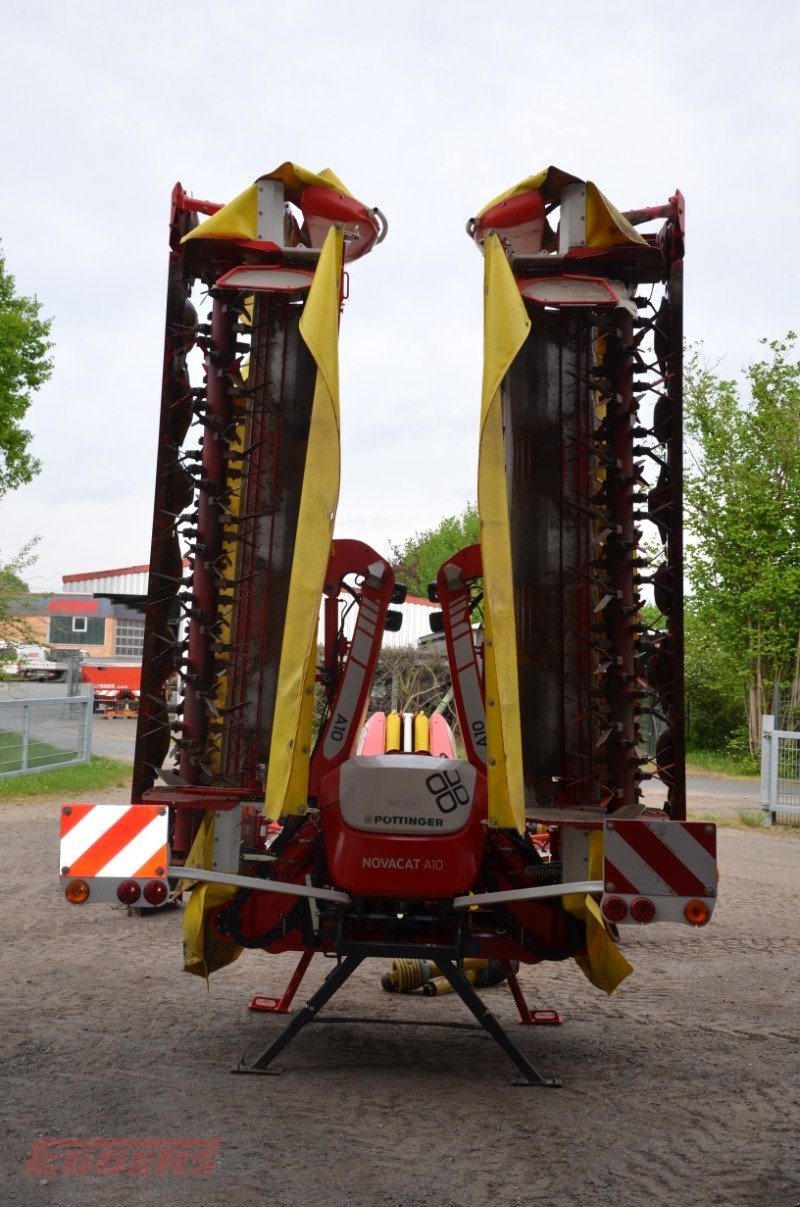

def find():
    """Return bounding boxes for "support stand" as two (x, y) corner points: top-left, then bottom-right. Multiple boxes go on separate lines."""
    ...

(233, 946), (561, 1087)
(249, 950), (315, 1014)
(233, 956), (361, 1077)
(502, 961), (563, 1026)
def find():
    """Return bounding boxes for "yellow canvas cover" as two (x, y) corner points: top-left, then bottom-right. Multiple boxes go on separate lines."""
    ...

(181, 814), (244, 979)
(563, 832), (633, 994)
(180, 200), (344, 974)
(183, 226), (342, 975)
(476, 196), (635, 993)
(181, 162), (352, 244)
(476, 165), (647, 251)
(478, 233), (530, 833)
(264, 224), (344, 818)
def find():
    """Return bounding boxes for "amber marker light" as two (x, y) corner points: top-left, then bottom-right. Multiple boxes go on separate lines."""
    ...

(65, 879), (90, 904)
(684, 899), (711, 926)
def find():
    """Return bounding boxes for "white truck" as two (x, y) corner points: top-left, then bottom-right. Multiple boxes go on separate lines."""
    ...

(2, 644), (72, 682)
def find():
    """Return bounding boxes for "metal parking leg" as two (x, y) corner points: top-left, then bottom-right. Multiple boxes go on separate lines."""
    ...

(249, 949), (316, 1015)
(232, 955), (363, 1075)
(435, 957), (562, 1087)
(502, 960), (563, 1026)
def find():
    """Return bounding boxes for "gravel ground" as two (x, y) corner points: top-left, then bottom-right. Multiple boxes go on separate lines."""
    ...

(2, 789), (799, 1207)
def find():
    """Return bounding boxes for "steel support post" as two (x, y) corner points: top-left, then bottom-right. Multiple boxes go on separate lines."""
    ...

(21, 703), (30, 773)
(502, 961), (562, 1026)
(433, 958), (561, 1086)
(249, 949), (316, 1014)
(233, 956), (364, 1075)
(234, 946), (561, 1086)
(81, 691), (93, 764)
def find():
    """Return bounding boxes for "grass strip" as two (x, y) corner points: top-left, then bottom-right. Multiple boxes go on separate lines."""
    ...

(690, 809), (800, 834)
(685, 748), (760, 778)
(0, 755), (131, 799)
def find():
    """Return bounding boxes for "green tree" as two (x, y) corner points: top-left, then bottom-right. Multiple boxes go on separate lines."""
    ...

(390, 502), (480, 598)
(0, 247), (53, 497)
(372, 645), (454, 720)
(684, 335), (800, 753)
(0, 538), (38, 655)
(683, 602), (745, 752)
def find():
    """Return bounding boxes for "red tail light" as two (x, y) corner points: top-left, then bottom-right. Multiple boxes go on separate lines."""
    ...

(630, 896), (656, 924)
(116, 880), (141, 905)
(602, 896), (628, 923)
(143, 879), (168, 906)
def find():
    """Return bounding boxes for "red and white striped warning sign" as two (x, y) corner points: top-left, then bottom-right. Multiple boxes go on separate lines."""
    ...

(603, 819), (717, 924)
(60, 804), (168, 880)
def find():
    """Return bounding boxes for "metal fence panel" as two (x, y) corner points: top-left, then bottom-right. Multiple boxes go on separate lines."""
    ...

(0, 695), (93, 778)
(760, 715), (800, 825)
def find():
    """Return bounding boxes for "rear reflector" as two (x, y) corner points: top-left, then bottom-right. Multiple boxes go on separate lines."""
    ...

(602, 896), (628, 923)
(214, 265), (314, 293)
(116, 880), (141, 905)
(684, 899), (711, 926)
(143, 879), (168, 906)
(629, 896), (656, 924)
(519, 276), (621, 308)
(65, 879), (90, 904)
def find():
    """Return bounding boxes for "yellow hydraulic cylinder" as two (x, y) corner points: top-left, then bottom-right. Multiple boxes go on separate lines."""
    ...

(413, 713), (430, 753)
(385, 711), (402, 753)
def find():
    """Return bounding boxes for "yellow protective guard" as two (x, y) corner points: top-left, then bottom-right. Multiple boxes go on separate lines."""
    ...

(264, 225), (344, 819)
(563, 832), (633, 994)
(476, 165), (647, 251)
(478, 233), (530, 833)
(181, 814), (244, 979)
(181, 162), (353, 244)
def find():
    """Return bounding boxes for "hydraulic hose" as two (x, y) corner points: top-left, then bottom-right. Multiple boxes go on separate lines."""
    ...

(380, 957), (504, 993)
(421, 959), (511, 996)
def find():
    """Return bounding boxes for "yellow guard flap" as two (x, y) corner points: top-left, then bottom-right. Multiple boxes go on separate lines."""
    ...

(182, 163), (354, 244)
(264, 225), (344, 819)
(563, 832), (633, 994)
(478, 233), (530, 833)
(477, 166), (646, 251)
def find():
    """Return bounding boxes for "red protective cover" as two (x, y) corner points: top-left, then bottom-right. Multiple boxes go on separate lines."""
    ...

(319, 766), (488, 898)
(477, 190), (545, 232)
(300, 186), (380, 261)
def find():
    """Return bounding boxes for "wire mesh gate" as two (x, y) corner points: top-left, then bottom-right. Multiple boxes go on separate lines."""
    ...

(0, 695), (93, 778)
(760, 715), (800, 825)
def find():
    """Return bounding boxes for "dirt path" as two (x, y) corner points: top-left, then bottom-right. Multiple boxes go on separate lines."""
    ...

(2, 792), (799, 1206)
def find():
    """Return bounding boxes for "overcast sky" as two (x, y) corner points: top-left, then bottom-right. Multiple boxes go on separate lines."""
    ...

(1, 0), (797, 591)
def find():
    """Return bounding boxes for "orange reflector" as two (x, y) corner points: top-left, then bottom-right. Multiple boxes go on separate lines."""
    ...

(65, 879), (90, 904)
(684, 899), (711, 926)
(629, 896), (656, 924)
(214, 265), (314, 293)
